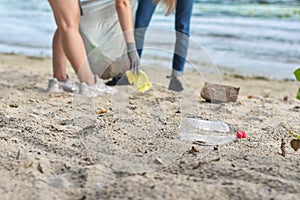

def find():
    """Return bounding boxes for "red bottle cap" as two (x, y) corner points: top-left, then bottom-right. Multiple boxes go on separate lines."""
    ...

(236, 130), (246, 139)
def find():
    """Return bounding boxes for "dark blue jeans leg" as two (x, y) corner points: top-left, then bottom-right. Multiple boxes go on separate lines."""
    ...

(172, 0), (194, 76)
(134, 0), (157, 57)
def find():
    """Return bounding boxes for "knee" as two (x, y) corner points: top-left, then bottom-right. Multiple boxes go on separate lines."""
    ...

(58, 20), (79, 34)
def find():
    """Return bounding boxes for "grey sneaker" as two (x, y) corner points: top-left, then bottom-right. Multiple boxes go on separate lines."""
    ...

(47, 77), (77, 93)
(79, 76), (116, 97)
(168, 77), (184, 92)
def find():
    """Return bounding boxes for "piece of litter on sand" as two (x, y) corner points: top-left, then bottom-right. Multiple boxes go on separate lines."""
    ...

(290, 139), (300, 151)
(178, 118), (235, 145)
(154, 158), (164, 165)
(126, 70), (152, 92)
(186, 136), (235, 146)
(96, 109), (108, 115)
(200, 82), (240, 103)
(187, 146), (200, 155)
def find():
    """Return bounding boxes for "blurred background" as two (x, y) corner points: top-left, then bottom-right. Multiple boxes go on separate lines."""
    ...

(0, 0), (299, 79)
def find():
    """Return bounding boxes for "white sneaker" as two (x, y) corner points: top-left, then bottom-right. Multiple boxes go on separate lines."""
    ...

(79, 76), (116, 97)
(47, 77), (77, 93)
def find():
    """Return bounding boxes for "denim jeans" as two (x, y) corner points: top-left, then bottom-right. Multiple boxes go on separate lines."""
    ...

(135, 0), (194, 76)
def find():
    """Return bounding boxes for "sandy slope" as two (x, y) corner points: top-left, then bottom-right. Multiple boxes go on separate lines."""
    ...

(0, 53), (299, 200)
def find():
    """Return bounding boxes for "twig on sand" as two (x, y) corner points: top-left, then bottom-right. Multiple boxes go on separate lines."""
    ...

(280, 123), (299, 139)
(16, 149), (20, 160)
(280, 138), (286, 157)
(280, 123), (300, 151)
(187, 146), (200, 155)
(192, 158), (220, 170)
(37, 163), (44, 174)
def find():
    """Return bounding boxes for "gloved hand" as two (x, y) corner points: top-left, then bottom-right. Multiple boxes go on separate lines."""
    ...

(127, 42), (140, 75)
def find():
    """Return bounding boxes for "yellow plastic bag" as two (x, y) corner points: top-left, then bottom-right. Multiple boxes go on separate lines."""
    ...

(126, 70), (152, 92)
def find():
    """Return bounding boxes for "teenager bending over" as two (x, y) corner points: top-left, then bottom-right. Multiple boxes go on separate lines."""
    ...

(47, 0), (139, 97)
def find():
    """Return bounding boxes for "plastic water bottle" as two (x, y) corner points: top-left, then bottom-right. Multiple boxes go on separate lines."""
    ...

(178, 118), (235, 145)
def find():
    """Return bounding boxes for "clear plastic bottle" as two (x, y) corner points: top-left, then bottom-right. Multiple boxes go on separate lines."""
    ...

(178, 118), (235, 145)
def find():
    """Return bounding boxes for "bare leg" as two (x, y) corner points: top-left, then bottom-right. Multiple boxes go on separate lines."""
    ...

(52, 29), (68, 81)
(48, 0), (94, 85)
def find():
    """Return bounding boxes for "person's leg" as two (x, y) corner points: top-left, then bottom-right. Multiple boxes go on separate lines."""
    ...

(172, 0), (194, 76)
(48, 0), (94, 85)
(168, 0), (194, 92)
(52, 29), (68, 82)
(134, 0), (157, 57)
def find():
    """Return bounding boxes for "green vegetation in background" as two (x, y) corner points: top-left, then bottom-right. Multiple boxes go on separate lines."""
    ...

(193, 4), (300, 19)
(297, 88), (300, 100)
(293, 9), (300, 16)
(294, 68), (300, 81)
(294, 68), (300, 100)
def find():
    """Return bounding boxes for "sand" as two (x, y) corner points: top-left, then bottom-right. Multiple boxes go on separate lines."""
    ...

(0, 53), (299, 200)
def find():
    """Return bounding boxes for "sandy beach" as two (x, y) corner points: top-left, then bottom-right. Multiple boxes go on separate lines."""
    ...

(0, 53), (299, 200)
